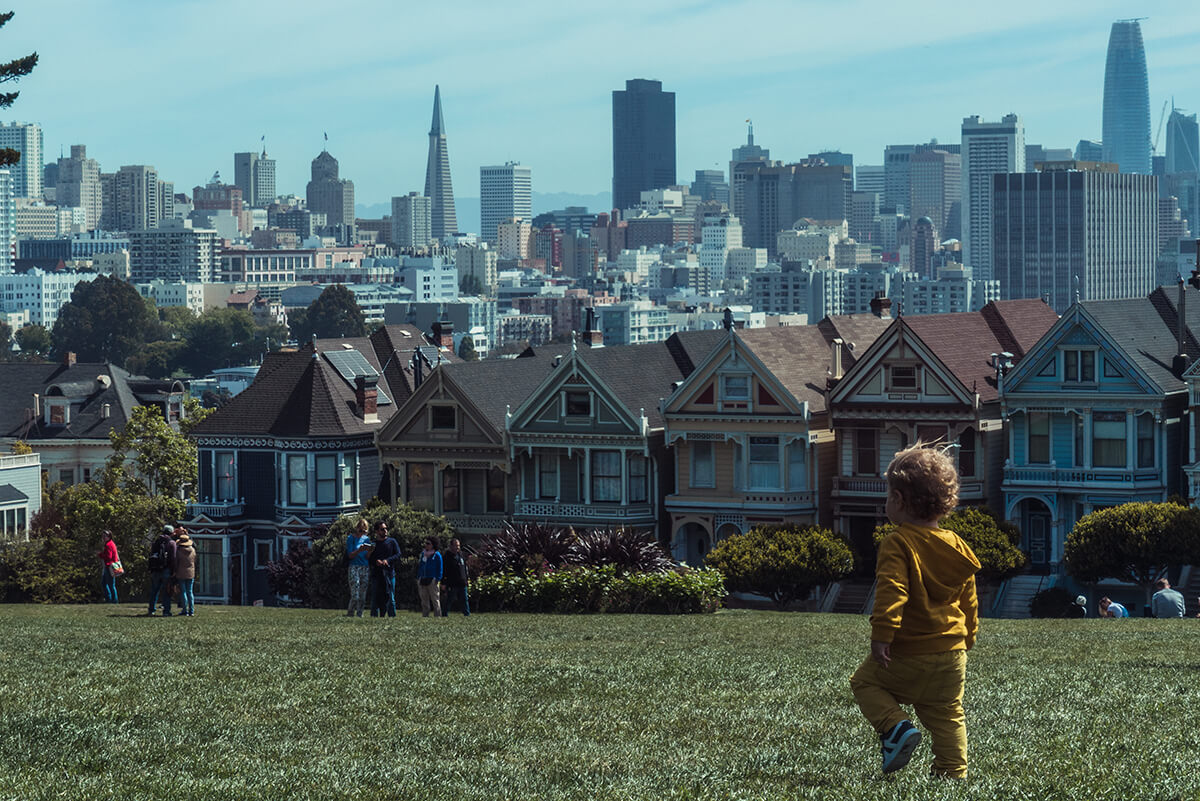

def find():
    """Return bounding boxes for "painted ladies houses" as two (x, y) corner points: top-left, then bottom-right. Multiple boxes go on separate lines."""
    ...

(828, 299), (1059, 570)
(503, 332), (722, 538)
(375, 350), (564, 537)
(180, 325), (444, 605)
(0, 352), (187, 487)
(661, 315), (892, 566)
(1000, 288), (1196, 573)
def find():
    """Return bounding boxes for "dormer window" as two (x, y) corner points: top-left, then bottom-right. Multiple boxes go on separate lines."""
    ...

(721, 375), (750, 402)
(1064, 350), (1095, 383)
(430, 406), (457, 430)
(46, 400), (69, 426)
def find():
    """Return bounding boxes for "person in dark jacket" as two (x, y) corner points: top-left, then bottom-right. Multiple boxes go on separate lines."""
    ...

(174, 532), (197, 616)
(148, 524), (178, 616)
(441, 538), (470, 617)
(416, 536), (443, 617)
(369, 521), (402, 617)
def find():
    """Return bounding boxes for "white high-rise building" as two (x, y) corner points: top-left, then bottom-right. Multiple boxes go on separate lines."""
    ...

(0, 122), (43, 199)
(700, 215), (743, 283)
(128, 218), (218, 283)
(0, 170), (13, 274)
(496, 217), (532, 261)
(480, 162), (532, 244)
(391, 192), (432, 249)
(56, 146), (103, 231)
(962, 114), (1025, 280)
(0, 268), (98, 327)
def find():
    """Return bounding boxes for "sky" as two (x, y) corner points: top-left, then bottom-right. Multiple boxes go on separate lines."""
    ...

(7, 0), (1200, 211)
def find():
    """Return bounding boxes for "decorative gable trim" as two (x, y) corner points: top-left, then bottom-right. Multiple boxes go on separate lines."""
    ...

(662, 331), (808, 418)
(507, 346), (643, 436)
(375, 364), (504, 449)
(828, 319), (975, 409)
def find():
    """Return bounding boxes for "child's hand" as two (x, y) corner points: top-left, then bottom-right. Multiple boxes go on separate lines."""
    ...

(871, 640), (891, 668)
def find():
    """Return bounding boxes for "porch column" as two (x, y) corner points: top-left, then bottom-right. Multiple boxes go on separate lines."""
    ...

(1083, 410), (1092, 468)
(1125, 410), (1135, 470)
(583, 447), (591, 504)
(518, 457), (526, 502)
(620, 449), (629, 505)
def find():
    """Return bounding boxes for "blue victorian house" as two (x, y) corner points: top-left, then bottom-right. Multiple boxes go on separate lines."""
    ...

(999, 287), (1196, 573)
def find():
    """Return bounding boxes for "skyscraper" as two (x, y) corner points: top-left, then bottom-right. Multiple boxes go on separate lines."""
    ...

(104, 165), (167, 231)
(909, 149), (961, 240)
(962, 114), (1025, 280)
(741, 162), (853, 256)
(306, 150), (355, 237)
(480, 162), (532, 244)
(993, 161), (1156, 313)
(56, 145), (102, 231)
(1102, 19), (1151, 175)
(234, 148), (277, 208)
(612, 79), (675, 211)
(424, 85), (458, 240)
(233, 151), (257, 207)
(1165, 108), (1199, 231)
(0, 122), (42, 199)
(730, 121), (770, 219)
(0, 169), (13, 273)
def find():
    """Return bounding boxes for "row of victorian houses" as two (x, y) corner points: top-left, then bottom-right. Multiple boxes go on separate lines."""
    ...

(5, 288), (1200, 612)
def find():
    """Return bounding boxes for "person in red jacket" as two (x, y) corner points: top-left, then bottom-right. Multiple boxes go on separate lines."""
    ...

(98, 530), (120, 604)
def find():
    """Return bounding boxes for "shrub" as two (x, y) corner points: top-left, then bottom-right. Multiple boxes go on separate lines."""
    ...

(705, 524), (853, 609)
(1029, 585), (1075, 619)
(871, 507), (1027, 580)
(470, 564), (725, 614)
(265, 541), (313, 605)
(566, 528), (673, 574)
(473, 522), (576, 576)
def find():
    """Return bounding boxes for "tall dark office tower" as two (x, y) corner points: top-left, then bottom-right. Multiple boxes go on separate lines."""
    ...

(306, 149), (355, 237)
(424, 85), (458, 240)
(612, 78), (676, 211)
(730, 122), (771, 219)
(741, 162), (852, 256)
(1102, 19), (1151, 175)
(1165, 108), (1199, 231)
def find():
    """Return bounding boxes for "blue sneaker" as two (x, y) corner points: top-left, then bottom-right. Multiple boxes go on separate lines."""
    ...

(880, 720), (921, 774)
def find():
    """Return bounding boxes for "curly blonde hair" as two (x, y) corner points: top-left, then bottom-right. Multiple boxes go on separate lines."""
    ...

(885, 442), (959, 522)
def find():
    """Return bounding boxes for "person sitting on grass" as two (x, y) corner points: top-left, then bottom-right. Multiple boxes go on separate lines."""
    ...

(1099, 597), (1128, 618)
(1150, 578), (1185, 619)
(849, 443), (980, 780)
(1065, 595), (1087, 618)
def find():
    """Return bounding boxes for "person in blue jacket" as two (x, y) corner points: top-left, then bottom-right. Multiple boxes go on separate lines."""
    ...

(416, 536), (443, 617)
(345, 518), (373, 617)
(369, 521), (402, 617)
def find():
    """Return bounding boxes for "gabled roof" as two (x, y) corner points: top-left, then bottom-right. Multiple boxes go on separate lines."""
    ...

(736, 326), (843, 411)
(313, 324), (458, 410)
(818, 314), (894, 367)
(569, 338), (710, 427)
(0, 361), (157, 442)
(438, 355), (564, 431)
(901, 300), (1058, 403)
(1078, 287), (1200, 394)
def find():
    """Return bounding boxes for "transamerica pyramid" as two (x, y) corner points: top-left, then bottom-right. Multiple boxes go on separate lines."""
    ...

(424, 85), (458, 240)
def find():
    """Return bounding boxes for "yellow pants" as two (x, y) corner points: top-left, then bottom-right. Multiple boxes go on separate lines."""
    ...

(849, 650), (968, 778)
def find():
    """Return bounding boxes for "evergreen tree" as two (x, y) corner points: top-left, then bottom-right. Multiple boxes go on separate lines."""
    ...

(457, 334), (479, 361)
(304, 285), (366, 340)
(50, 275), (158, 365)
(14, 324), (50, 359)
(0, 319), (10, 360)
(0, 11), (37, 168)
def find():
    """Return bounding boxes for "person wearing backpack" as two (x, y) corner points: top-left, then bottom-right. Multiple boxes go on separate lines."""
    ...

(174, 532), (197, 617)
(148, 525), (178, 616)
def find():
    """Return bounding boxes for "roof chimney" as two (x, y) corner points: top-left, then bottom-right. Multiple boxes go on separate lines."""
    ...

(830, 338), (845, 381)
(431, 319), (454, 350)
(355, 375), (379, 423)
(722, 307), (734, 331)
(63, 351), (76, 368)
(583, 306), (603, 348)
(869, 292), (892, 319)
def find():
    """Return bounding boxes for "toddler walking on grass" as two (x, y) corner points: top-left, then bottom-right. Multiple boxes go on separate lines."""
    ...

(849, 444), (981, 779)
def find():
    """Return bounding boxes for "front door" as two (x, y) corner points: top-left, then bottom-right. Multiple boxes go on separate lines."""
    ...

(1027, 513), (1050, 573)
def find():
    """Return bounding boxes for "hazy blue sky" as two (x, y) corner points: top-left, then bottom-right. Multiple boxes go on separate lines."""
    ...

(8, 0), (1200, 209)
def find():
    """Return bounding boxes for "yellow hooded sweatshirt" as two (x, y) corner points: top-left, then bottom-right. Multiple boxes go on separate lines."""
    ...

(870, 522), (981, 656)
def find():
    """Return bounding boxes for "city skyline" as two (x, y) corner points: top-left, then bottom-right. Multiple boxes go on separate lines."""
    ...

(7, 1), (1200, 209)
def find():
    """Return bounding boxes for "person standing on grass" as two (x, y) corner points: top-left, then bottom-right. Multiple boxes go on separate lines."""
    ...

(1099, 597), (1128, 618)
(1151, 578), (1186, 618)
(174, 532), (197, 617)
(441, 538), (470, 617)
(416, 536), (443, 617)
(97, 530), (120, 604)
(849, 444), (980, 779)
(148, 524), (177, 616)
(345, 518), (373, 617)
(369, 521), (401, 617)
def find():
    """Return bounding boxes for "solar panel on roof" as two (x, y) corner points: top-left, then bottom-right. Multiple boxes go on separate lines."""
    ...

(322, 349), (392, 405)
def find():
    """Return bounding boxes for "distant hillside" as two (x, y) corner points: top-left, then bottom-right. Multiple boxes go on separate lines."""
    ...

(356, 191), (611, 234)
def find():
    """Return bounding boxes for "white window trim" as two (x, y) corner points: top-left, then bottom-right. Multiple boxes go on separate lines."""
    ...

(252, 538), (273, 571)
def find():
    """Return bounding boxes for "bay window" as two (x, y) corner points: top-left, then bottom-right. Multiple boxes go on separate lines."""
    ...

(1092, 411), (1125, 468)
(748, 437), (780, 489)
(591, 451), (621, 502)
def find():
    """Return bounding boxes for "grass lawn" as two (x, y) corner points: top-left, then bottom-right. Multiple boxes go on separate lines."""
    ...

(0, 606), (1197, 801)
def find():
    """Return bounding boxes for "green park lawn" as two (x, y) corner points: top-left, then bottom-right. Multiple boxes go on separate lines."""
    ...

(0, 605), (1197, 801)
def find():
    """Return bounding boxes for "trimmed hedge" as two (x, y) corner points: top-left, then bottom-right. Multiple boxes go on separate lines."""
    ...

(471, 565), (726, 614)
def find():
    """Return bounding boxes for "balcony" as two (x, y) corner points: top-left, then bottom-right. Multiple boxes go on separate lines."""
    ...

(186, 500), (244, 520)
(833, 476), (985, 499)
(514, 500), (655, 524)
(442, 513), (508, 535)
(1003, 465), (1162, 489)
(666, 490), (816, 513)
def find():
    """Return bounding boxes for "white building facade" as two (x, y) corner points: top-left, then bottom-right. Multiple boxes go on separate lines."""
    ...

(480, 162), (532, 244)
(961, 114), (1025, 280)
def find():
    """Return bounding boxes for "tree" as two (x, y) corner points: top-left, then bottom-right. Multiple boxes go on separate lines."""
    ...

(106, 401), (211, 500)
(0, 319), (10, 360)
(457, 334), (479, 361)
(158, 306), (197, 340)
(179, 307), (258, 376)
(459, 274), (484, 296)
(1064, 501), (1200, 604)
(0, 11), (37, 168)
(705, 524), (853, 609)
(14, 323), (50, 359)
(304, 285), (366, 340)
(50, 274), (158, 365)
(871, 507), (1026, 580)
(125, 340), (186, 379)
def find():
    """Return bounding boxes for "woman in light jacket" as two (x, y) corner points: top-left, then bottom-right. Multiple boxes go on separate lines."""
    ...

(174, 532), (197, 617)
